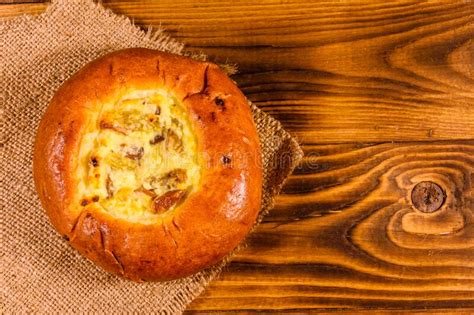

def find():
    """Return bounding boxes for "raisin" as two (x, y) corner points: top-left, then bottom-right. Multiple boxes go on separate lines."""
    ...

(150, 134), (165, 145)
(222, 155), (231, 165)
(92, 196), (99, 202)
(90, 157), (99, 167)
(81, 199), (89, 206)
(214, 97), (224, 106)
(153, 190), (187, 214)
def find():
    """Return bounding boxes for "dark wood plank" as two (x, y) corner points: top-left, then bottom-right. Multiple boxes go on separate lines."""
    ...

(0, 2), (45, 17)
(103, 0), (474, 143)
(2, 1), (473, 143)
(0, 0), (44, 4)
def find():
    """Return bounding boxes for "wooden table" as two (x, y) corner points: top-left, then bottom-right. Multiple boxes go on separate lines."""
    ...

(2, 1), (473, 313)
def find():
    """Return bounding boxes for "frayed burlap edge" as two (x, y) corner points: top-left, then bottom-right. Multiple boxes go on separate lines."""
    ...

(0, 0), (303, 313)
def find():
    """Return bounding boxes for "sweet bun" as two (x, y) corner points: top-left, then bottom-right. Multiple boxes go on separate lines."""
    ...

(33, 48), (262, 281)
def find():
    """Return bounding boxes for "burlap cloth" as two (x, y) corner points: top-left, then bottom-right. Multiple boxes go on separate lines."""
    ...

(0, 0), (303, 313)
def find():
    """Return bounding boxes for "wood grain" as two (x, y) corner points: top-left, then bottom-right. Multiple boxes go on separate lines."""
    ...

(1, 1), (473, 313)
(105, 0), (474, 144)
(2, 1), (474, 143)
(0, 0), (43, 4)
(0, 2), (46, 17)
(189, 141), (474, 312)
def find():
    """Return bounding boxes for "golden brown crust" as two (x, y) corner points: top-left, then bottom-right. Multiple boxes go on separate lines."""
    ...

(33, 48), (262, 281)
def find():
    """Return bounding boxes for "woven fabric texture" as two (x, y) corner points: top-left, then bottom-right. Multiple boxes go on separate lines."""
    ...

(0, 0), (303, 313)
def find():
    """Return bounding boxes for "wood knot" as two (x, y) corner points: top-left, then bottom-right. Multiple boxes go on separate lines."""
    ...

(411, 181), (446, 213)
